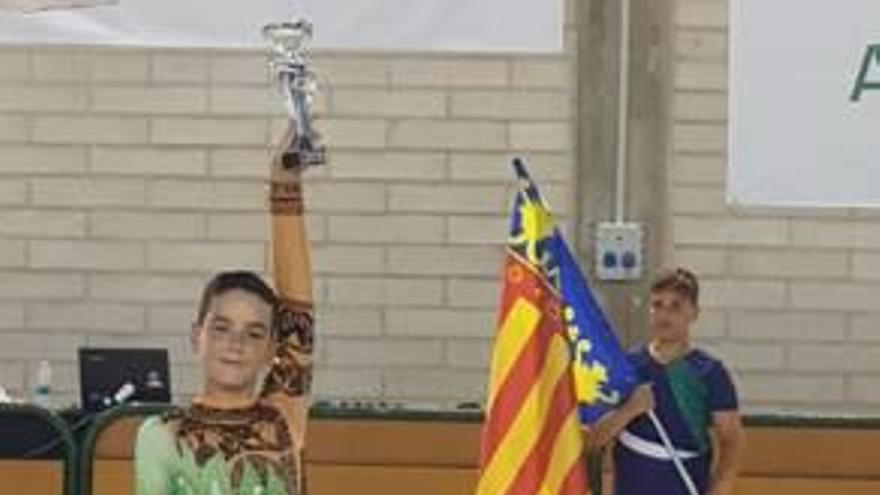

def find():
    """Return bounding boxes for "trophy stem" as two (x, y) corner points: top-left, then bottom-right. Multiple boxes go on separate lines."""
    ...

(280, 72), (299, 126)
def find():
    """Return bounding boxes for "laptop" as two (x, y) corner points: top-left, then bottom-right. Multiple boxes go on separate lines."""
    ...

(78, 347), (172, 412)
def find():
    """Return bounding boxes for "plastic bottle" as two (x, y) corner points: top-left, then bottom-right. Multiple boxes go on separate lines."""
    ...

(33, 360), (52, 409)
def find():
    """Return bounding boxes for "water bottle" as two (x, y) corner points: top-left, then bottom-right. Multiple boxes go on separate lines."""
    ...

(33, 360), (52, 409)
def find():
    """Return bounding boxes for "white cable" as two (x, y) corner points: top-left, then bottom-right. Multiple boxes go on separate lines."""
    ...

(648, 410), (700, 495)
(614, 0), (631, 224)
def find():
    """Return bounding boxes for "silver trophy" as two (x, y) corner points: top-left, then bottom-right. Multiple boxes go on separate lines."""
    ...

(263, 19), (326, 169)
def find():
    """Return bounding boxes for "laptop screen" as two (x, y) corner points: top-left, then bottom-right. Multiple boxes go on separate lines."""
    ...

(78, 347), (172, 412)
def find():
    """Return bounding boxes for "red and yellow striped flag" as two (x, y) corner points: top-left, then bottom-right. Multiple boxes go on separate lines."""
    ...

(476, 159), (589, 495)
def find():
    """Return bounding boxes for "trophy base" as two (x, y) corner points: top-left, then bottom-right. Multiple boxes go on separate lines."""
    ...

(282, 147), (326, 170)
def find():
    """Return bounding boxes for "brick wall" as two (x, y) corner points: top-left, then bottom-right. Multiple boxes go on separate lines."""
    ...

(0, 2), (578, 407)
(4, 0), (871, 416)
(671, 0), (880, 414)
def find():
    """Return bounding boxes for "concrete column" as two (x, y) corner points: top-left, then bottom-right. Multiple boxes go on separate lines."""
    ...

(575, 0), (673, 345)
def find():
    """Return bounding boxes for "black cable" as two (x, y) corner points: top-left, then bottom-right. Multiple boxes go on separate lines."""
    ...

(20, 411), (96, 459)
(21, 385), (147, 459)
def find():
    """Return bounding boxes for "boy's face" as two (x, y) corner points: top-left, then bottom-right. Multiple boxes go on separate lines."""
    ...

(192, 289), (275, 395)
(648, 289), (698, 344)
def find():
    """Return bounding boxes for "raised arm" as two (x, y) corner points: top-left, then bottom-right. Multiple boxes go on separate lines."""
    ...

(261, 123), (316, 449)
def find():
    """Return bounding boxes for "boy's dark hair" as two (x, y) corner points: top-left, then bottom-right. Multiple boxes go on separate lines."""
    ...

(196, 270), (278, 324)
(650, 267), (699, 306)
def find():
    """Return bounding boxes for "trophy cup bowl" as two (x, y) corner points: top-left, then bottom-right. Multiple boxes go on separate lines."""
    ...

(264, 20), (326, 169)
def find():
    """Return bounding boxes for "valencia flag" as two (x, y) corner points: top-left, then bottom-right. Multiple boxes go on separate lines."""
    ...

(476, 158), (588, 495)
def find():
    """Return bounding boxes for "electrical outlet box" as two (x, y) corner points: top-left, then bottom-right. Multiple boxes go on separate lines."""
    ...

(594, 222), (644, 281)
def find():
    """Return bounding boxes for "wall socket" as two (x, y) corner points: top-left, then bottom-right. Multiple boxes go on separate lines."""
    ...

(594, 221), (644, 281)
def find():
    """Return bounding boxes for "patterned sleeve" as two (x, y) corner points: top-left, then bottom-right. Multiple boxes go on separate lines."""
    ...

(261, 297), (315, 399)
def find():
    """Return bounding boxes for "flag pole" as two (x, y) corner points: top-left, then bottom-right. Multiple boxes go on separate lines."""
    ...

(647, 410), (700, 495)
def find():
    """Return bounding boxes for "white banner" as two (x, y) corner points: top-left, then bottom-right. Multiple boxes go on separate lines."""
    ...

(728, 0), (880, 207)
(0, 0), (116, 12)
(0, 0), (563, 52)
